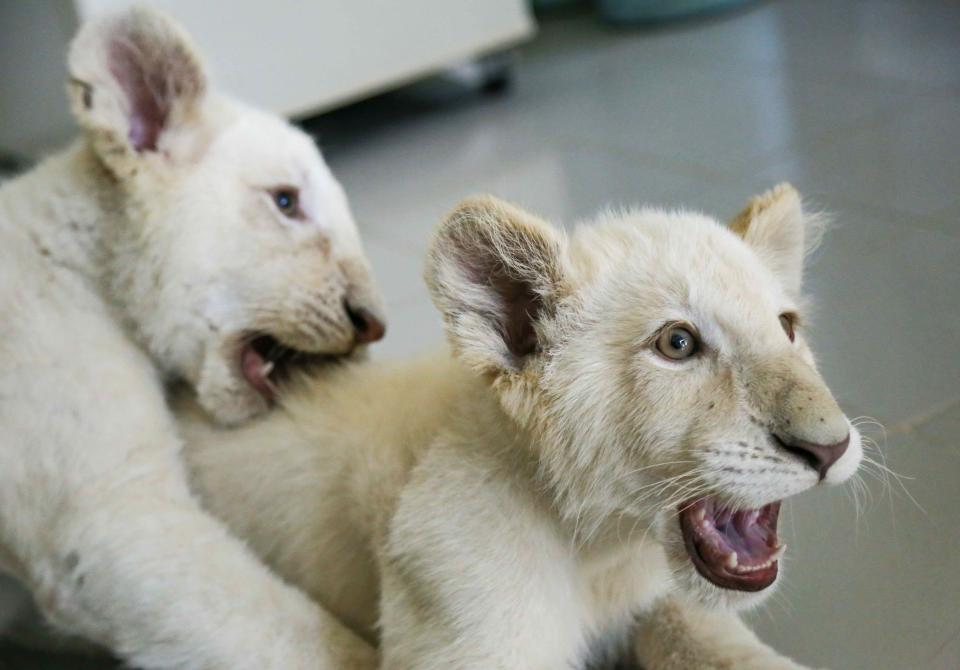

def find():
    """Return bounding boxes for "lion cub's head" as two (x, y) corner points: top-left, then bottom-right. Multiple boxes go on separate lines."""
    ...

(67, 8), (385, 424)
(427, 188), (862, 610)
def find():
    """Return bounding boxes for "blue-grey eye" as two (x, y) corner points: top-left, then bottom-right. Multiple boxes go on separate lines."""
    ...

(655, 323), (699, 360)
(271, 187), (300, 218)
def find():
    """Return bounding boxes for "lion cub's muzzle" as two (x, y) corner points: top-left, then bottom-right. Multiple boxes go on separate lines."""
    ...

(773, 431), (850, 481)
(750, 354), (854, 482)
(240, 298), (385, 402)
(344, 301), (386, 345)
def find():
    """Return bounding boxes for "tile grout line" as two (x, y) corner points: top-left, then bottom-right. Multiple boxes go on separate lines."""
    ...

(885, 396), (960, 436)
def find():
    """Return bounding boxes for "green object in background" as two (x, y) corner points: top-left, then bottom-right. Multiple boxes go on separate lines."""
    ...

(531, 0), (584, 10)
(597, 0), (755, 24)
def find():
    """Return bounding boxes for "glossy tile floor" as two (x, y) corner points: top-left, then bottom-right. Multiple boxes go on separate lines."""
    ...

(3, 0), (958, 668)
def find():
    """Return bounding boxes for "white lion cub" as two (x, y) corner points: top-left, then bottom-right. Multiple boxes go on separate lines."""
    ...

(0, 7), (383, 670)
(183, 187), (861, 669)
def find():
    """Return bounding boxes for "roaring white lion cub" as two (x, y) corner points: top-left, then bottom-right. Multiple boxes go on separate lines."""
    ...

(0, 7), (383, 670)
(183, 187), (861, 669)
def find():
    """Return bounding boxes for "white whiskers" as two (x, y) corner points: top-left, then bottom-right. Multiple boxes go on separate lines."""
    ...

(849, 416), (925, 534)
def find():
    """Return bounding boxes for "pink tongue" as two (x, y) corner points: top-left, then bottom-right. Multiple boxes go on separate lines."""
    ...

(729, 514), (768, 557)
(716, 508), (775, 561)
(241, 346), (275, 400)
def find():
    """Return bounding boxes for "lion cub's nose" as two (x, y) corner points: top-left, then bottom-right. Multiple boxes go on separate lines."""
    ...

(345, 302), (386, 344)
(775, 432), (850, 481)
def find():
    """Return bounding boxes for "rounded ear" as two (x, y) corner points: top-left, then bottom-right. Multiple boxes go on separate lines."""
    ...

(67, 7), (208, 173)
(729, 183), (825, 295)
(425, 196), (569, 376)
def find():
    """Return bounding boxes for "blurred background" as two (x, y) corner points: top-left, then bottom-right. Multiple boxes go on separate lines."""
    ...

(1, 1), (958, 669)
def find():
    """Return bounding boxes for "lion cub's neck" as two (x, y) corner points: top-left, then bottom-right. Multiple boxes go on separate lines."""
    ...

(0, 141), (123, 290)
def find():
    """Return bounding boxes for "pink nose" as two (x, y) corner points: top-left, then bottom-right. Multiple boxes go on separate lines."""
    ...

(345, 303), (385, 344)
(775, 432), (850, 480)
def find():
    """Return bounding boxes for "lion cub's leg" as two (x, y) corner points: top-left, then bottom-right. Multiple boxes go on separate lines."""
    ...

(633, 599), (824, 670)
(0, 323), (374, 670)
(378, 446), (588, 670)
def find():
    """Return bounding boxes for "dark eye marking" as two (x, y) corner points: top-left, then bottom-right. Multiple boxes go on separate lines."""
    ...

(269, 187), (303, 220)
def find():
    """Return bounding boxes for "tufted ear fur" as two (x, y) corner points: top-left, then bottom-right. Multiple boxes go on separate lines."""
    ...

(425, 196), (568, 376)
(67, 7), (208, 175)
(729, 183), (824, 295)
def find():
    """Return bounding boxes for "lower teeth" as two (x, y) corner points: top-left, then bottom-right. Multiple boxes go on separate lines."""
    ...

(735, 560), (772, 573)
(728, 545), (785, 574)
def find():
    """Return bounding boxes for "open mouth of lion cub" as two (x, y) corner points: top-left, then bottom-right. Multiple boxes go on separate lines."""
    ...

(239, 334), (343, 401)
(680, 498), (784, 592)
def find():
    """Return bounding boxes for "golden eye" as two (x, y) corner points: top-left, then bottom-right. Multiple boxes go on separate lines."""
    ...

(271, 188), (300, 219)
(655, 323), (700, 361)
(779, 313), (796, 342)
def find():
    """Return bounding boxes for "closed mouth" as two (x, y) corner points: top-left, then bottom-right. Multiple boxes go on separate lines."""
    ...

(239, 334), (346, 402)
(679, 497), (783, 592)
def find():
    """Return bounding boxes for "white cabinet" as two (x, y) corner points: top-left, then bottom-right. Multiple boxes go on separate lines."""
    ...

(0, 0), (535, 156)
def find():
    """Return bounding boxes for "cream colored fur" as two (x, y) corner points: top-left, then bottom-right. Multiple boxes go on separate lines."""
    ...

(0, 7), (381, 669)
(181, 188), (860, 669)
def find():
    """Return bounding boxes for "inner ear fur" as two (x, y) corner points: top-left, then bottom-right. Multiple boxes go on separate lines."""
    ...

(730, 182), (823, 293)
(67, 7), (207, 164)
(426, 196), (567, 373)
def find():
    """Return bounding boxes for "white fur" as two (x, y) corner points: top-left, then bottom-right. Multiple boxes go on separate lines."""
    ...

(0, 7), (381, 669)
(181, 189), (859, 669)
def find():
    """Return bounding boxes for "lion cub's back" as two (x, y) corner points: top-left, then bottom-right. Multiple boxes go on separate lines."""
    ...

(284, 351), (474, 528)
(180, 351), (472, 638)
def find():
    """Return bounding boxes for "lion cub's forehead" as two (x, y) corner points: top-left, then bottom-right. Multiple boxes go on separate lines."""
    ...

(569, 209), (788, 332)
(203, 102), (353, 230)
(211, 106), (324, 182)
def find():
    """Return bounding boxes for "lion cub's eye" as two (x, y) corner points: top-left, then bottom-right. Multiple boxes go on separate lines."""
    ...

(655, 323), (700, 361)
(779, 313), (796, 342)
(271, 188), (301, 219)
